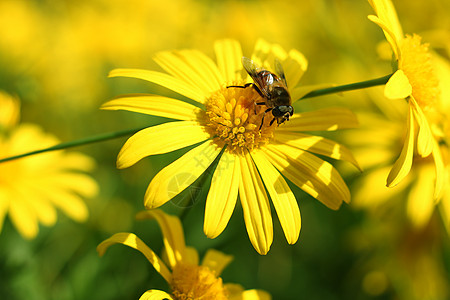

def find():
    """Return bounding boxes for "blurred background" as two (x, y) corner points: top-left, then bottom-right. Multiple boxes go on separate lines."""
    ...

(0, 0), (449, 299)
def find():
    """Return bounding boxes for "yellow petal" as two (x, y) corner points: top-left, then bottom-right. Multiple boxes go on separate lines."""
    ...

(58, 152), (96, 172)
(139, 290), (174, 300)
(8, 193), (38, 239)
(277, 107), (359, 132)
(204, 152), (239, 239)
(201, 249), (233, 276)
(238, 151), (273, 255)
(20, 187), (57, 226)
(410, 96), (433, 157)
(0, 188), (10, 233)
(117, 121), (210, 169)
(35, 173), (99, 198)
(101, 95), (202, 121)
(29, 186), (82, 223)
(283, 49), (308, 88)
(97, 232), (172, 283)
(227, 283), (272, 300)
(252, 39), (287, 70)
(239, 290), (272, 300)
(367, 14), (401, 60)
(384, 70), (412, 99)
(263, 143), (350, 210)
(186, 49), (224, 89)
(46, 191), (89, 222)
(407, 164), (435, 229)
(183, 246), (199, 266)
(368, 0), (404, 43)
(439, 187), (450, 235)
(251, 40), (307, 88)
(431, 140), (445, 200)
(387, 106), (415, 187)
(8, 124), (58, 155)
(252, 150), (301, 244)
(153, 50), (221, 96)
(352, 166), (410, 208)
(225, 283), (244, 298)
(251, 40), (307, 90)
(108, 69), (205, 104)
(274, 132), (360, 170)
(214, 39), (243, 82)
(28, 176), (91, 222)
(136, 210), (186, 269)
(144, 140), (221, 209)
(0, 91), (20, 129)
(352, 147), (392, 171)
(434, 53), (450, 111)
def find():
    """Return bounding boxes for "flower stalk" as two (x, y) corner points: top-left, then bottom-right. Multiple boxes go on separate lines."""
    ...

(0, 126), (148, 163)
(300, 73), (393, 99)
(0, 73), (393, 163)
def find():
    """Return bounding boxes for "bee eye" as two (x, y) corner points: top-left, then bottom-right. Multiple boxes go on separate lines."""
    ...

(288, 106), (294, 115)
(271, 107), (283, 117)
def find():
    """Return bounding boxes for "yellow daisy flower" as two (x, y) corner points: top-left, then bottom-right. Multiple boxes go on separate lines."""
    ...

(368, 0), (444, 197)
(345, 50), (450, 231)
(97, 209), (271, 300)
(0, 92), (99, 239)
(102, 39), (358, 254)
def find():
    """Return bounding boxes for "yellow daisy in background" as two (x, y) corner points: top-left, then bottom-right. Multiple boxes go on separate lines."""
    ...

(102, 39), (359, 254)
(0, 91), (99, 239)
(97, 209), (271, 300)
(0, 91), (20, 131)
(343, 50), (450, 232)
(434, 53), (450, 234)
(349, 210), (449, 300)
(368, 0), (444, 197)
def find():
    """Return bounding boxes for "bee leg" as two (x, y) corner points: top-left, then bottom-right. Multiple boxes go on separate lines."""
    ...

(251, 84), (265, 98)
(269, 118), (277, 126)
(259, 108), (272, 130)
(228, 83), (265, 98)
(254, 101), (266, 114)
(226, 83), (253, 89)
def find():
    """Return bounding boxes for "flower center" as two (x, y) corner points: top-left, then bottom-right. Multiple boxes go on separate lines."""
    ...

(203, 82), (277, 155)
(399, 34), (440, 111)
(170, 262), (227, 300)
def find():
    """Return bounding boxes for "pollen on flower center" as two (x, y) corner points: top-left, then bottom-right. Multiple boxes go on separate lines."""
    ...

(171, 262), (227, 300)
(203, 82), (276, 155)
(399, 34), (440, 111)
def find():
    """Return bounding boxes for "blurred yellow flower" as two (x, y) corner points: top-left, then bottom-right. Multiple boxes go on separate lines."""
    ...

(103, 39), (358, 254)
(0, 93), (98, 239)
(349, 212), (449, 300)
(346, 51), (450, 231)
(433, 54), (450, 234)
(97, 209), (271, 300)
(0, 91), (20, 131)
(368, 0), (444, 197)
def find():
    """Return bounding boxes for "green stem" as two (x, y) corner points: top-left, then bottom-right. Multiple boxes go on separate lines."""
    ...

(0, 126), (149, 163)
(300, 73), (393, 99)
(0, 73), (394, 163)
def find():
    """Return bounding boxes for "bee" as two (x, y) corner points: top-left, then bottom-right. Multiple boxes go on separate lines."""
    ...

(228, 56), (293, 130)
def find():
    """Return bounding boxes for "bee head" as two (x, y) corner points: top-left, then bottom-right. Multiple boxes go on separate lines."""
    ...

(272, 105), (294, 120)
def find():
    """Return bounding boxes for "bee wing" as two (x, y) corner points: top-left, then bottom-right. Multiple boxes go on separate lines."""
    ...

(241, 57), (270, 98)
(242, 56), (260, 76)
(274, 58), (288, 88)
